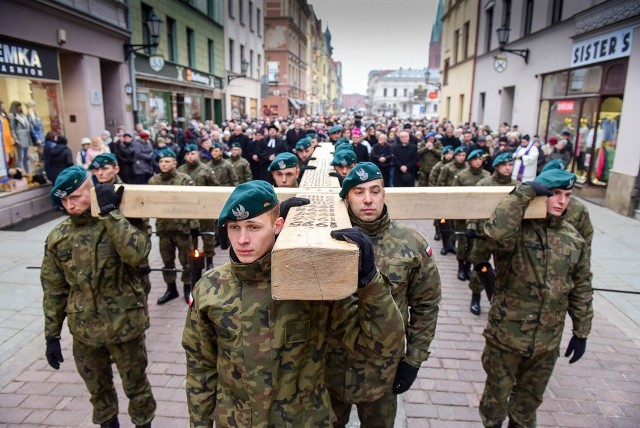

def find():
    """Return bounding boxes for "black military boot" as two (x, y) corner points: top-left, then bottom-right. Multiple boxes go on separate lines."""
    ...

(464, 261), (472, 280)
(470, 293), (481, 315)
(100, 416), (120, 428)
(135, 424), (151, 428)
(157, 282), (179, 305)
(439, 220), (456, 255)
(457, 260), (467, 281)
(475, 262), (496, 302)
(507, 420), (521, 428)
(183, 283), (191, 304)
(433, 221), (441, 241)
(205, 256), (213, 271)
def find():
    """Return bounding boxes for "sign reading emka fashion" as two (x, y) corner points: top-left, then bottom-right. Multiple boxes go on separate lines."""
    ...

(0, 38), (59, 80)
(571, 27), (633, 67)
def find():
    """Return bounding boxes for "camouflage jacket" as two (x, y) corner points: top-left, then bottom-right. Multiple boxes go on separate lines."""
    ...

(41, 210), (151, 346)
(483, 185), (593, 356)
(148, 169), (197, 233)
(229, 155), (253, 184)
(182, 251), (405, 427)
(428, 158), (451, 187)
(566, 198), (593, 253)
(325, 207), (441, 403)
(417, 141), (443, 174)
(436, 160), (466, 186)
(178, 160), (220, 187)
(452, 164), (490, 187)
(210, 157), (239, 186)
(467, 172), (518, 234)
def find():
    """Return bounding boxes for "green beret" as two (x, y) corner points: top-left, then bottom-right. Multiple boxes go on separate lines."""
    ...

(335, 143), (355, 153)
(156, 148), (176, 161)
(268, 152), (299, 171)
(212, 142), (223, 150)
(534, 169), (576, 190)
(218, 180), (278, 226)
(492, 152), (514, 168)
(230, 142), (241, 148)
(334, 137), (351, 148)
(541, 159), (566, 173)
(328, 125), (343, 134)
(295, 137), (312, 151)
(331, 150), (357, 167)
(184, 143), (198, 153)
(50, 165), (88, 204)
(306, 132), (317, 140)
(87, 153), (117, 170)
(467, 149), (484, 161)
(453, 146), (466, 155)
(442, 145), (454, 155)
(339, 162), (383, 199)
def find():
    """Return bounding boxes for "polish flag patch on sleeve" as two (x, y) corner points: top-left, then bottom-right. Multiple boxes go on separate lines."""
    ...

(426, 244), (433, 257)
(188, 292), (194, 307)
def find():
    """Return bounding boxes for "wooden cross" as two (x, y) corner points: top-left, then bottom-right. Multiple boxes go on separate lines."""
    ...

(91, 143), (546, 300)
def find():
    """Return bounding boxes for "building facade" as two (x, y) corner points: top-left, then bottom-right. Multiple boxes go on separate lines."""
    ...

(130, 0), (226, 128)
(440, 0), (480, 124)
(224, 0), (265, 121)
(470, 0), (639, 216)
(368, 67), (435, 120)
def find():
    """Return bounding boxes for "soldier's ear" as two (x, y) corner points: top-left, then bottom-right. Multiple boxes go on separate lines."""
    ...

(274, 216), (285, 235)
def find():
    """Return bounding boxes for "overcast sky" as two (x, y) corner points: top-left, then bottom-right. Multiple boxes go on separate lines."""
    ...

(309, 0), (440, 95)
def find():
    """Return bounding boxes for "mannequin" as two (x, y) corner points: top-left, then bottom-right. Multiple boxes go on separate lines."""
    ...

(9, 101), (31, 174)
(0, 100), (16, 168)
(26, 99), (45, 147)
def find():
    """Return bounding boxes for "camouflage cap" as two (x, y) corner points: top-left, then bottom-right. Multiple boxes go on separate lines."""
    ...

(50, 165), (88, 204)
(87, 153), (117, 170)
(467, 149), (484, 161)
(339, 162), (383, 199)
(453, 146), (466, 155)
(534, 169), (576, 190)
(442, 145), (454, 155)
(492, 152), (514, 168)
(331, 150), (357, 167)
(541, 158), (566, 173)
(328, 124), (343, 134)
(295, 137), (312, 151)
(156, 148), (176, 161)
(268, 152), (299, 171)
(184, 143), (198, 153)
(219, 180), (278, 226)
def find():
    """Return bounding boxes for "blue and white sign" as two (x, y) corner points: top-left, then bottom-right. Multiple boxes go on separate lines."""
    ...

(571, 27), (633, 67)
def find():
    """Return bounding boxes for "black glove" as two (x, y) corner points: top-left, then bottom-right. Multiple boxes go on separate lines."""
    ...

(465, 229), (477, 239)
(217, 223), (230, 250)
(523, 181), (553, 197)
(280, 197), (310, 221)
(45, 336), (64, 370)
(308, 156), (317, 160)
(392, 360), (419, 394)
(95, 184), (124, 215)
(330, 227), (376, 288)
(564, 335), (587, 364)
(328, 172), (345, 185)
(299, 165), (317, 173)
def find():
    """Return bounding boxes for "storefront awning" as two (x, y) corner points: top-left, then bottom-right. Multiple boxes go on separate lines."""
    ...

(288, 98), (301, 110)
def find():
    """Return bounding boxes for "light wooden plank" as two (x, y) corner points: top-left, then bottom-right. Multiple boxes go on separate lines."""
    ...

(271, 193), (358, 300)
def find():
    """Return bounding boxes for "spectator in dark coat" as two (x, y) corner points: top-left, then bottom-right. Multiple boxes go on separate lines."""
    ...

(440, 125), (461, 150)
(285, 118), (306, 152)
(47, 135), (73, 183)
(371, 133), (392, 187)
(132, 131), (154, 184)
(229, 125), (251, 161)
(392, 131), (419, 187)
(116, 133), (136, 183)
(42, 131), (58, 182)
(350, 128), (370, 163)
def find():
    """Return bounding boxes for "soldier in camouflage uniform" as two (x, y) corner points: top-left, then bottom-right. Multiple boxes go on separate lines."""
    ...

(479, 169), (593, 428)
(178, 144), (220, 271)
(209, 142), (239, 186)
(429, 145), (454, 242)
(228, 142), (253, 184)
(182, 180), (405, 428)
(42, 166), (155, 428)
(88, 153), (153, 296)
(268, 152), (300, 188)
(148, 148), (197, 305)
(417, 132), (443, 186)
(437, 146), (466, 257)
(465, 152), (518, 316)
(326, 163), (441, 428)
(452, 149), (490, 283)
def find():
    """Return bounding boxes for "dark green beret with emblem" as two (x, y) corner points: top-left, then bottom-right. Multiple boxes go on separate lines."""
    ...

(87, 153), (117, 170)
(230, 142), (241, 148)
(328, 125), (343, 134)
(212, 142), (223, 150)
(331, 150), (357, 167)
(534, 169), (576, 190)
(50, 165), (88, 204)
(467, 149), (484, 161)
(453, 146), (466, 155)
(306, 132), (317, 140)
(335, 143), (355, 153)
(339, 162), (384, 199)
(268, 152), (299, 171)
(295, 137), (312, 151)
(541, 158), (565, 173)
(492, 152), (514, 168)
(156, 148), (176, 161)
(334, 137), (351, 148)
(442, 145), (454, 155)
(218, 180), (278, 226)
(184, 143), (198, 152)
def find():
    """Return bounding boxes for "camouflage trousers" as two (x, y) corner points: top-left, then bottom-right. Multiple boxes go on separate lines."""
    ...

(198, 219), (216, 258)
(73, 334), (156, 425)
(330, 391), (397, 428)
(159, 234), (191, 285)
(454, 220), (471, 261)
(468, 238), (492, 294)
(480, 341), (559, 427)
(417, 169), (430, 187)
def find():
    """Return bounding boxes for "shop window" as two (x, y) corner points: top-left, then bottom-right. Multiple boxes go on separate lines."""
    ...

(230, 95), (246, 119)
(250, 98), (257, 119)
(590, 97), (621, 185)
(537, 100), (549, 138)
(602, 62), (627, 94)
(573, 97), (598, 180)
(541, 71), (568, 98)
(568, 66), (602, 95)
